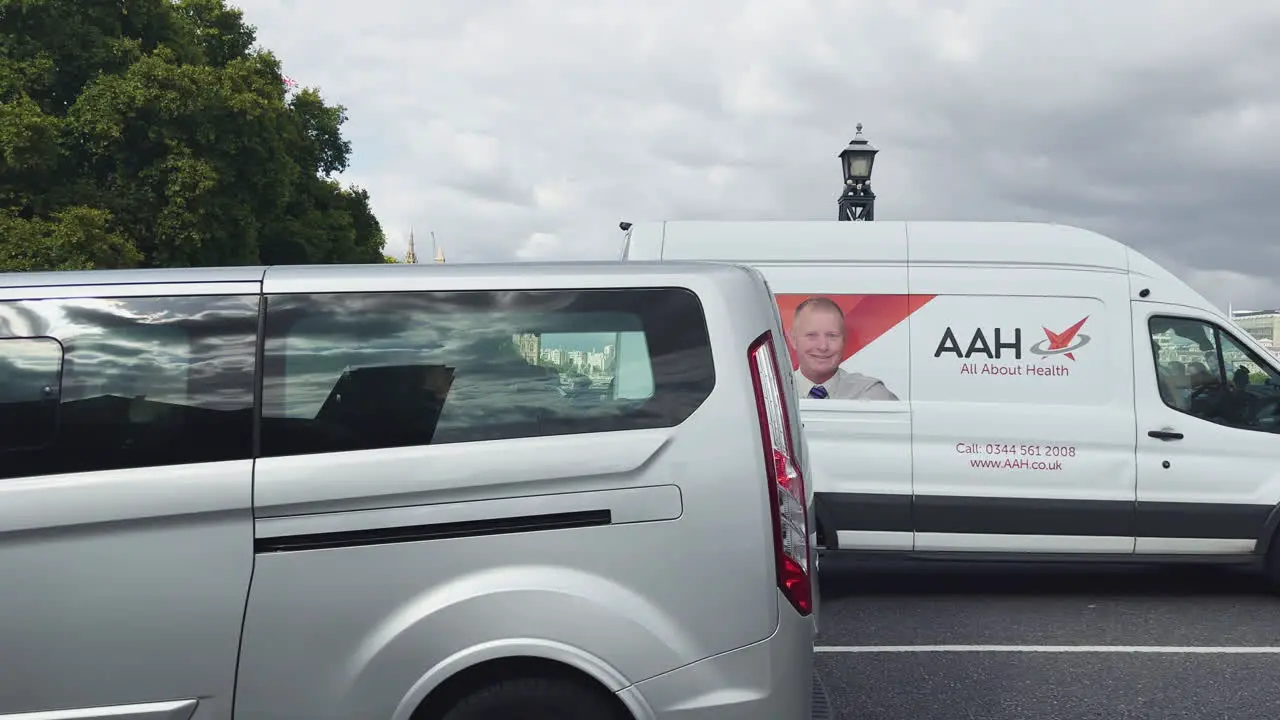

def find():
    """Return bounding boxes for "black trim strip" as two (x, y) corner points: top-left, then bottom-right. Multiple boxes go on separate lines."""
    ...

(817, 492), (1274, 542)
(916, 495), (1132, 537)
(255, 509), (612, 554)
(834, 550), (1263, 567)
(1135, 501), (1271, 540)
(817, 492), (912, 536)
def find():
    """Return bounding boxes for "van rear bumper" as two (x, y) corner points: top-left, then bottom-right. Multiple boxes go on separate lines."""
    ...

(620, 592), (819, 719)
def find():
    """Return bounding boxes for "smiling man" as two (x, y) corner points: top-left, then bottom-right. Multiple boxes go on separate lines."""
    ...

(788, 296), (898, 401)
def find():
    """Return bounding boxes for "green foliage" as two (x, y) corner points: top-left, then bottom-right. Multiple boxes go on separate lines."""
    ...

(0, 0), (387, 272)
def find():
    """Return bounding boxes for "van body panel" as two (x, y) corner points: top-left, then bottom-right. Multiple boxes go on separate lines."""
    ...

(623, 219), (1280, 566)
(907, 259), (1139, 554)
(659, 220), (907, 264)
(905, 221), (1130, 271)
(0, 260), (817, 720)
(1131, 299), (1277, 552)
(0, 282), (260, 719)
(690, 232), (911, 558)
(0, 463), (252, 719)
(252, 429), (674, 517)
(627, 589), (815, 720)
(238, 522), (712, 717)
(233, 261), (810, 719)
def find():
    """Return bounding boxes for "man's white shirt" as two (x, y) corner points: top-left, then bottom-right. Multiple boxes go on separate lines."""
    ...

(792, 367), (899, 401)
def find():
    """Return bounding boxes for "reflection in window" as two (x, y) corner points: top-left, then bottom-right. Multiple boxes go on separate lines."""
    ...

(0, 337), (64, 452)
(260, 288), (713, 457)
(1149, 315), (1280, 432)
(0, 296), (260, 480)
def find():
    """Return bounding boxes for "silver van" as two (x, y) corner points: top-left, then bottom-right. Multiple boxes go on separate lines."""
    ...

(0, 260), (829, 720)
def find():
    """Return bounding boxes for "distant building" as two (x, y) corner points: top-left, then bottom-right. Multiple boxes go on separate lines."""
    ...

(1230, 309), (1280, 359)
(1232, 309), (1280, 343)
(404, 228), (446, 263)
(405, 229), (418, 264)
(513, 333), (541, 364)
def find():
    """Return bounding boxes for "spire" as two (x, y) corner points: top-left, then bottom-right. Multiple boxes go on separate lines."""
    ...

(432, 231), (445, 263)
(405, 228), (418, 264)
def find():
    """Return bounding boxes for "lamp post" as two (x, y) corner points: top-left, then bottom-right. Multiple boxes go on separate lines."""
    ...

(837, 123), (878, 221)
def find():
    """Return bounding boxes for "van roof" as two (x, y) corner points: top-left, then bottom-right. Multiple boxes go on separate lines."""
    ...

(628, 218), (1226, 320)
(650, 220), (1133, 273)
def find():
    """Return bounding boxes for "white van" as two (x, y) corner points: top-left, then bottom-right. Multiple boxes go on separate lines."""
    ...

(0, 261), (828, 719)
(622, 220), (1280, 586)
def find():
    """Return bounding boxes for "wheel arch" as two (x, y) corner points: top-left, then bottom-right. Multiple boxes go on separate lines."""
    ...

(394, 640), (650, 720)
(1255, 502), (1280, 557)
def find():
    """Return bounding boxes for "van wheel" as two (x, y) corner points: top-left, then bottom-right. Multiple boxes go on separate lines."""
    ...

(439, 675), (627, 720)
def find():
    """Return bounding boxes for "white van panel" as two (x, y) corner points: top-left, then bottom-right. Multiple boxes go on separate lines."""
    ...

(728, 246), (913, 554)
(906, 265), (1139, 554)
(1131, 300), (1280, 554)
(906, 221), (1130, 272)
(660, 220), (907, 263)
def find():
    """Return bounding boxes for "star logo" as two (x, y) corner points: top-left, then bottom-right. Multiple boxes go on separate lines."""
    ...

(1029, 316), (1091, 361)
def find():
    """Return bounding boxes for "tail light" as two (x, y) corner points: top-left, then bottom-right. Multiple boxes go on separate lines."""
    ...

(748, 331), (813, 616)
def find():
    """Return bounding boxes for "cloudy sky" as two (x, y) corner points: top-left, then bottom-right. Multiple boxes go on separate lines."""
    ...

(236, 0), (1280, 310)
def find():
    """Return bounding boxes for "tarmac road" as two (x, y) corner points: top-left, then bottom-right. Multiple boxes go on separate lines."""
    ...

(813, 558), (1280, 720)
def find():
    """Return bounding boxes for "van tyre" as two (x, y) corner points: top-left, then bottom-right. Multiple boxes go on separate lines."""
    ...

(440, 675), (627, 720)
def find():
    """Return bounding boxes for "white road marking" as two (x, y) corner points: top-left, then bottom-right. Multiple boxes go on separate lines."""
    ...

(816, 645), (1280, 653)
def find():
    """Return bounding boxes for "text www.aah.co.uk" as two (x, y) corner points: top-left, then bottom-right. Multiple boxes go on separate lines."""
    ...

(969, 458), (1064, 471)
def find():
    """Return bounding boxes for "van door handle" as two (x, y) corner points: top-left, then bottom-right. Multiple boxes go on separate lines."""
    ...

(1147, 429), (1184, 441)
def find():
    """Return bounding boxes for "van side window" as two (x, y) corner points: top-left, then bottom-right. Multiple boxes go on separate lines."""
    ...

(1149, 315), (1280, 432)
(0, 296), (260, 480)
(258, 288), (715, 457)
(0, 337), (64, 452)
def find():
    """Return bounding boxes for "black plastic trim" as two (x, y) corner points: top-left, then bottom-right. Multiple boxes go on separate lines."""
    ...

(816, 492), (912, 535)
(915, 495), (1132, 537)
(830, 549), (1263, 567)
(818, 492), (1273, 541)
(255, 509), (612, 554)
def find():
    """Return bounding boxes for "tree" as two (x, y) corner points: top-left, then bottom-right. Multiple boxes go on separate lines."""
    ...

(0, 0), (387, 271)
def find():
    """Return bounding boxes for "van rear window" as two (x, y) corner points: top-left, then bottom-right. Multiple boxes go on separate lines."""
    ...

(259, 287), (716, 457)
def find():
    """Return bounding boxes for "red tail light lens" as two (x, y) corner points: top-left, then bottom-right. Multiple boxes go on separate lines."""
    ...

(748, 331), (812, 616)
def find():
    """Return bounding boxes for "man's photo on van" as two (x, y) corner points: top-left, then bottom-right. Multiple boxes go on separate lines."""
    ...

(786, 296), (898, 401)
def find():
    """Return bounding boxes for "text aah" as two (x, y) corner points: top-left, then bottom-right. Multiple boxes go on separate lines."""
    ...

(933, 320), (1089, 378)
(934, 327), (1022, 360)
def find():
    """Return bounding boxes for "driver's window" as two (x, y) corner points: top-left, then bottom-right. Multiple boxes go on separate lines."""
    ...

(1149, 315), (1280, 432)
(1149, 317), (1220, 413)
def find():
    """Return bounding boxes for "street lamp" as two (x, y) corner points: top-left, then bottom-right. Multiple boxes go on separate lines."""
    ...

(837, 123), (878, 221)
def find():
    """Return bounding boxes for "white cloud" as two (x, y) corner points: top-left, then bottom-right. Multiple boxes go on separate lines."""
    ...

(235, 0), (1280, 300)
(516, 232), (563, 261)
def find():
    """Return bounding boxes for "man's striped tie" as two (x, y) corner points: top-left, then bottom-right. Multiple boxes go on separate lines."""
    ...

(809, 385), (829, 399)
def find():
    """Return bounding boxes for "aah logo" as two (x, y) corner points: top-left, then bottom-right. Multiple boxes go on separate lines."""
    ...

(935, 317), (1091, 361)
(1029, 317), (1090, 361)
